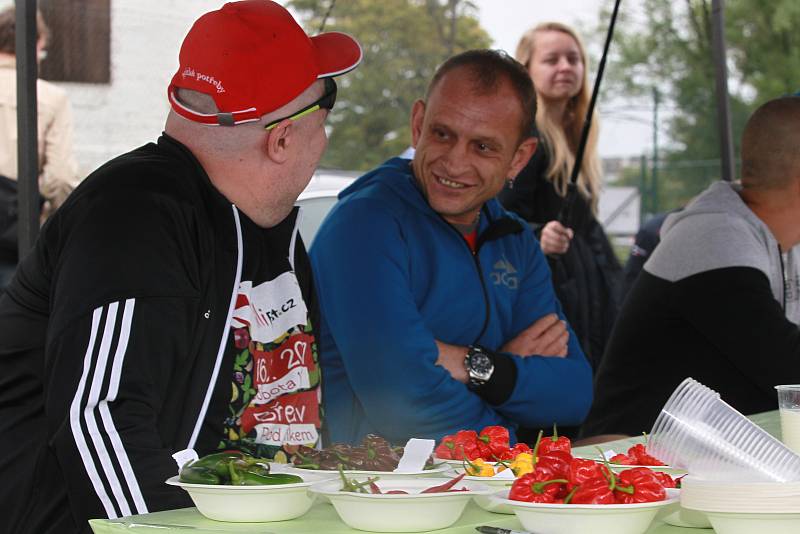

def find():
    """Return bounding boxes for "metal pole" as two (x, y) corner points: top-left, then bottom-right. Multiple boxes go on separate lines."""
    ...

(15, 0), (40, 258)
(711, 0), (735, 182)
(652, 87), (659, 214)
(639, 154), (647, 224)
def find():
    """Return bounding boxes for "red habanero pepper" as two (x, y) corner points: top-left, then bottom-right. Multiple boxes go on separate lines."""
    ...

(496, 441), (532, 461)
(510, 442), (531, 456)
(538, 424), (572, 456)
(628, 443), (665, 466)
(609, 452), (636, 465)
(651, 471), (677, 489)
(434, 435), (456, 459)
(476, 440), (493, 460)
(478, 425), (511, 459)
(568, 458), (610, 488)
(452, 430), (481, 460)
(536, 449), (572, 479)
(614, 468), (667, 504)
(567, 446), (621, 505)
(567, 476), (616, 504)
(508, 472), (569, 503)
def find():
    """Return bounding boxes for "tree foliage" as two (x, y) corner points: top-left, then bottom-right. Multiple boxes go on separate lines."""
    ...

(601, 0), (800, 212)
(288, 0), (491, 171)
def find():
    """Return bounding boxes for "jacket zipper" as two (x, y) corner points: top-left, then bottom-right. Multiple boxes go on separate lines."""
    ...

(187, 205), (244, 449)
(779, 243), (787, 310)
(440, 210), (491, 345)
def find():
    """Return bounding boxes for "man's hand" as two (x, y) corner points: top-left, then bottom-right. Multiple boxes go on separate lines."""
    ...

(540, 220), (574, 256)
(434, 340), (469, 384)
(500, 313), (569, 358)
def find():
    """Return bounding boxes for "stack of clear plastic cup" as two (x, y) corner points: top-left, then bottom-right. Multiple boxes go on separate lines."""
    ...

(648, 377), (800, 482)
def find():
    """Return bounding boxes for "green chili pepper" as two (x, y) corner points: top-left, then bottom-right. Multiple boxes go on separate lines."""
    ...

(190, 451), (245, 469)
(243, 461), (271, 477)
(179, 465), (221, 485)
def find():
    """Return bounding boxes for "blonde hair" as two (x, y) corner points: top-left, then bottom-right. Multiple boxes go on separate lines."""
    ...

(516, 22), (602, 214)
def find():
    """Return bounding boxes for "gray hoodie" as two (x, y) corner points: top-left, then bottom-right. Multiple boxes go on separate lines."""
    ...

(582, 180), (800, 437)
(647, 181), (800, 323)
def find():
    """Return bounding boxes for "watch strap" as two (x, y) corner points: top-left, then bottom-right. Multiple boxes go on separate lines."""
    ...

(467, 348), (517, 406)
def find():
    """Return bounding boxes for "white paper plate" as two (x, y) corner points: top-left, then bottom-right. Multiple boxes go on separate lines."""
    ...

(166, 474), (324, 522)
(704, 511), (800, 534)
(309, 478), (492, 532)
(474, 488), (515, 514)
(492, 488), (679, 534)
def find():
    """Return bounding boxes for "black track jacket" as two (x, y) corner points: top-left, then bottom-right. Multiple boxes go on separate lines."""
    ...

(0, 135), (316, 533)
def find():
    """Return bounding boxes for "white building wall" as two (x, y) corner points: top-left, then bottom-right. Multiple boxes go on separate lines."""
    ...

(58, 1), (220, 176)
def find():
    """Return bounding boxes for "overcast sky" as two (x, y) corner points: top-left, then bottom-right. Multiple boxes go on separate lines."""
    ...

(473, 0), (653, 158)
(473, 0), (602, 55)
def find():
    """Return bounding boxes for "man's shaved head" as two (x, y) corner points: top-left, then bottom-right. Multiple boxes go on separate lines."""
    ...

(741, 96), (800, 190)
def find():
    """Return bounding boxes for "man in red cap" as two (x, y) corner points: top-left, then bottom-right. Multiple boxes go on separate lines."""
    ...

(0, 2), (360, 532)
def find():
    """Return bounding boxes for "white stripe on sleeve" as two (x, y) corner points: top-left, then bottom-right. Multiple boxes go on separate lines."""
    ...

(70, 305), (118, 518)
(83, 302), (132, 517)
(99, 298), (149, 514)
(70, 300), (150, 519)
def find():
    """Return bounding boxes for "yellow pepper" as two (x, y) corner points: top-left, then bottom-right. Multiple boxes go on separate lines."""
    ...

(510, 452), (534, 477)
(464, 458), (496, 477)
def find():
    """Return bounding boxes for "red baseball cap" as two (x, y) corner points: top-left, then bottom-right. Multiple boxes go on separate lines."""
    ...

(168, 0), (362, 126)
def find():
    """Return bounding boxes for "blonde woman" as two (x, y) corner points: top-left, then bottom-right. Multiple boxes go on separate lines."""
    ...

(499, 22), (621, 371)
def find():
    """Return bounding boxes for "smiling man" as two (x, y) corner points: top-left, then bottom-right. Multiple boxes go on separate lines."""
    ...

(310, 49), (593, 445)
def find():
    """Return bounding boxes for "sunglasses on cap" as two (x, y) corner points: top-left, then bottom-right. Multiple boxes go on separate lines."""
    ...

(264, 77), (337, 130)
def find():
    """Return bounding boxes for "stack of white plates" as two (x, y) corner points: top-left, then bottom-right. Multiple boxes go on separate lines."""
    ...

(681, 477), (800, 534)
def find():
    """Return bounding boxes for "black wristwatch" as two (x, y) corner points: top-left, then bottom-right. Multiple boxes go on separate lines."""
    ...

(464, 345), (495, 389)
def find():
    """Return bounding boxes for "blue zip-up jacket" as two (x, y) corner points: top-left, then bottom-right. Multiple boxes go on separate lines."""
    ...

(310, 158), (592, 445)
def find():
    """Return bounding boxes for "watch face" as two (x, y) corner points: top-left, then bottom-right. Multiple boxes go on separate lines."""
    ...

(469, 352), (493, 375)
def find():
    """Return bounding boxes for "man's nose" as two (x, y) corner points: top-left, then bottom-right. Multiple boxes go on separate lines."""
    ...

(440, 141), (470, 175)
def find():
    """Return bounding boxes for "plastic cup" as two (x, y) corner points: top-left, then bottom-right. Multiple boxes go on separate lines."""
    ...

(776, 385), (800, 455)
(648, 378), (800, 482)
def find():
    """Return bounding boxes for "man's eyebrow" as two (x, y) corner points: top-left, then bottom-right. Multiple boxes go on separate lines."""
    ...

(429, 121), (453, 133)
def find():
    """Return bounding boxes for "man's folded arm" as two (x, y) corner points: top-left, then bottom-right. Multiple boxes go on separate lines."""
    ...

(492, 234), (593, 427)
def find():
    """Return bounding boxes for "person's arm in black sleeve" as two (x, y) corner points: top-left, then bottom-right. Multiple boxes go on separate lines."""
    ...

(674, 266), (800, 396)
(43, 186), (202, 525)
(48, 297), (197, 523)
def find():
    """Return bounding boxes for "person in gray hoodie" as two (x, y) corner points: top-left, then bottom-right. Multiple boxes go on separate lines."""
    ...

(582, 96), (800, 437)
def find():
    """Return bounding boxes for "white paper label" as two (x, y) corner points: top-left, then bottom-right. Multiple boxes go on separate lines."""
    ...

(231, 273), (309, 343)
(172, 448), (199, 472)
(254, 423), (319, 446)
(395, 438), (435, 473)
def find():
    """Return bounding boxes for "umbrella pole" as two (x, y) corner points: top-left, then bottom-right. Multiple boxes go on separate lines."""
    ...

(558, 0), (622, 226)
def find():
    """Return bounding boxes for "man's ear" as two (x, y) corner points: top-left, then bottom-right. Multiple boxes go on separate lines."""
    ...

(509, 137), (538, 179)
(264, 120), (292, 164)
(410, 99), (426, 148)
